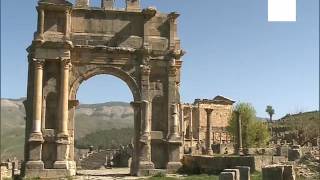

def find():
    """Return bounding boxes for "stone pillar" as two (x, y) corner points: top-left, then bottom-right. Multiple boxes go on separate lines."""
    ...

(36, 7), (44, 40)
(126, 0), (140, 12)
(205, 108), (213, 155)
(189, 106), (193, 147)
(130, 101), (141, 175)
(138, 64), (154, 174)
(165, 57), (182, 173)
(102, 0), (114, 10)
(236, 111), (243, 155)
(26, 59), (45, 170)
(75, 0), (89, 8)
(54, 58), (71, 169)
(31, 59), (45, 135)
(64, 9), (71, 40)
(167, 60), (179, 141)
(168, 12), (179, 49)
(197, 104), (201, 145)
(180, 105), (185, 143)
(168, 104), (180, 140)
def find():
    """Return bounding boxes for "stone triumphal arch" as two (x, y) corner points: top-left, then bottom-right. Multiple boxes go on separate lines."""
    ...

(23, 0), (185, 178)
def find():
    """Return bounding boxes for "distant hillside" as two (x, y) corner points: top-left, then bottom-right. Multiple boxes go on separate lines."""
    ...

(1, 98), (133, 160)
(271, 111), (320, 146)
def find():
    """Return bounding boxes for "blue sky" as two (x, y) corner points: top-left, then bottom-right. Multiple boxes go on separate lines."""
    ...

(1, 0), (319, 119)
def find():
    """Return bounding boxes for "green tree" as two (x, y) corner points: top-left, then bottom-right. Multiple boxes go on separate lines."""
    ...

(227, 103), (271, 148)
(265, 105), (275, 122)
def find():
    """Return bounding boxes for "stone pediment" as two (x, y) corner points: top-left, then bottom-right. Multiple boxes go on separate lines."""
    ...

(212, 95), (235, 105)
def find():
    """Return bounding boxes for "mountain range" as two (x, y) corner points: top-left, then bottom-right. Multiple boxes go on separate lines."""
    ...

(1, 98), (133, 160)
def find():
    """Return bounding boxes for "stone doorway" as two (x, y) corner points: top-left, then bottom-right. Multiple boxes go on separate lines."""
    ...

(23, 0), (185, 178)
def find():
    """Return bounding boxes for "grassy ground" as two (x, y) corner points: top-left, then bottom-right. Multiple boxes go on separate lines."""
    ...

(145, 172), (262, 180)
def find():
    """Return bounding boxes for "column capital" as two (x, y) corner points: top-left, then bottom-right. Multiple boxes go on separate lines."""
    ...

(32, 58), (45, 66)
(205, 108), (213, 114)
(60, 58), (72, 69)
(168, 12), (180, 22)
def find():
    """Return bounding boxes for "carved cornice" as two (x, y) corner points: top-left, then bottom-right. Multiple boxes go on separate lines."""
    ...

(140, 65), (151, 75)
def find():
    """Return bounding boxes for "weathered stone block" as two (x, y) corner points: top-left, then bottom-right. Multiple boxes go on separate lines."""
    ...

(235, 166), (250, 180)
(223, 169), (240, 180)
(262, 165), (284, 180)
(220, 171), (236, 180)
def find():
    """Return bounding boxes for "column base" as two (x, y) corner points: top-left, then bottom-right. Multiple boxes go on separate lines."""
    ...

(166, 161), (182, 174)
(137, 161), (155, 176)
(28, 132), (44, 142)
(25, 160), (44, 169)
(53, 161), (68, 169)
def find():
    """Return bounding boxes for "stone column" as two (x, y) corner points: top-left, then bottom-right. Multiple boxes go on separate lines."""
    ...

(236, 111), (243, 155)
(138, 64), (154, 174)
(168, 12), (179, 49)
(26, 59), (45, 170)
(36, 7), (44, 40)
(205, 108), (213, 155)
(167, 61), (180, 141)
(197, 104), (201, 145)
(168, 104), (180, 140)
(166, 58), (182, 172)
(54, 58), (71, 169)
(64, 9), (70, 40)
(31, 59), (45, 135)
(130, 101), (141, 175)
(180, 105), (185, 143)
(189, 106), (193, 147)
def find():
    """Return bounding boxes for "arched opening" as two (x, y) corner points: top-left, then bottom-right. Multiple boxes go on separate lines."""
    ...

(73, 74), (135, 175)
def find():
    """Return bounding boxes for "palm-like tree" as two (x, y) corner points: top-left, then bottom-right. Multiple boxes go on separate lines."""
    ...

(265, 105), (275, 122)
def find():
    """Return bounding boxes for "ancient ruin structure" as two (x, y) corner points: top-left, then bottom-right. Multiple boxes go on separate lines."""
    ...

(23, 0), (184, 178)
(181, 96), (235, 155)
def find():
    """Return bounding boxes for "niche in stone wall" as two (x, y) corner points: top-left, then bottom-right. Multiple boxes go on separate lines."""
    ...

(151, 96), (165, 131)
(45, 92), (58, 129)
(43, 61), (60, 129)
(42, 141), (57, 168)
